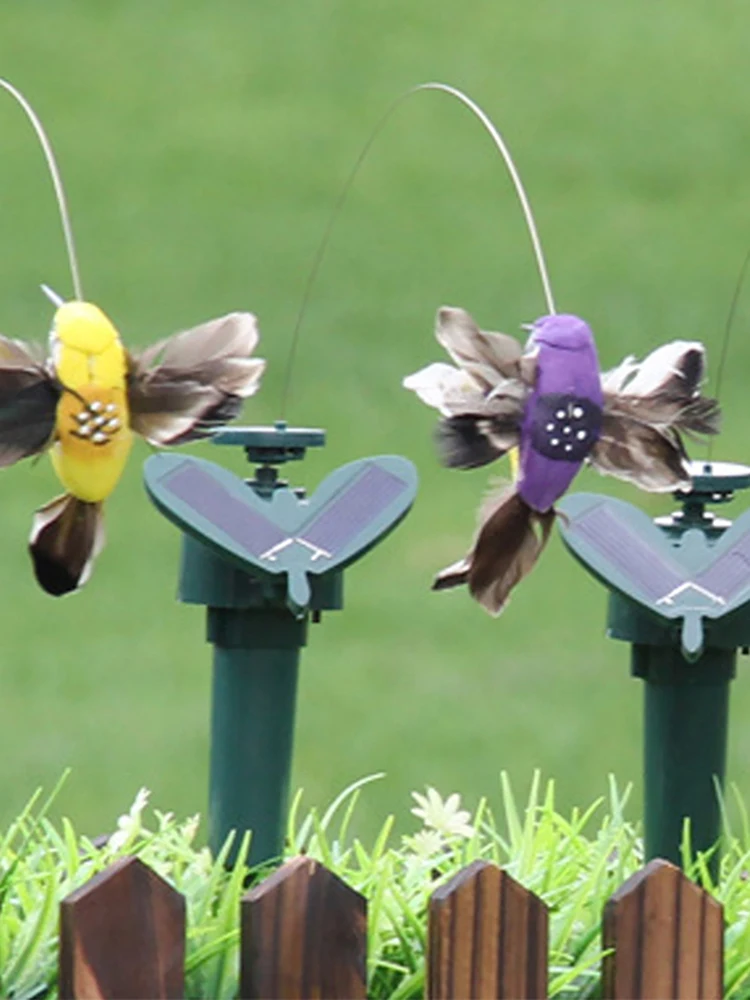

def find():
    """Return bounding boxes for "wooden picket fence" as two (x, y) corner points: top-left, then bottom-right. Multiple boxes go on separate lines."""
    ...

(59, 854), (723, 999)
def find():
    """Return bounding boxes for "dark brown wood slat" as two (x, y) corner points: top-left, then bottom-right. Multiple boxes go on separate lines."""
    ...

(641, 861), (679, 997)
(474, 860), (501, 997)
(675, 877), (704, 999)
(240, 855), (367, 999)
(498, 870), (529, 999)
(602, 858), (723, 999)
(428, 859), (548, 999)
(700, 892), (724, 1000)
(59, 855), (185, 999)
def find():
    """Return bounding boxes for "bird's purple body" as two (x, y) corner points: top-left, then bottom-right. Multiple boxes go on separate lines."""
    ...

(518, 314), (603, 512)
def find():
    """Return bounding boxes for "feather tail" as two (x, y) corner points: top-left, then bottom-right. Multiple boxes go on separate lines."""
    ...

(433, 555), (471, 590)
(29, 494), (105, 596)
(433, 487), (554, 614)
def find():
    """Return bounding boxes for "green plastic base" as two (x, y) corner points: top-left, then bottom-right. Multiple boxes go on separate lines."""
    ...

(634, 644), (734, 878)
(209, 644), (300, 868)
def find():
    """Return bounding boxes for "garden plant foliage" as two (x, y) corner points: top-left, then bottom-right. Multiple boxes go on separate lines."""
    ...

(2, 773), (750, 998)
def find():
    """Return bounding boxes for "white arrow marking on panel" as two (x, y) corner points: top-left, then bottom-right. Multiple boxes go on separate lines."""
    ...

(656, 581), (726, 606)
(260, 537), (332, 562)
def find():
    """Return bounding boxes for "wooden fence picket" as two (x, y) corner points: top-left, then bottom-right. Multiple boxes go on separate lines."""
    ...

(53, 850), (733, 998)
(427, 858), (548, 999)
(59, 855), (185, 999)
(602, 858), (723, 999)
(240, 854), (367, 999)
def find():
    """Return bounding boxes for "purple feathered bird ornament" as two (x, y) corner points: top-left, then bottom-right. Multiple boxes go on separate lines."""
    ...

(404, 306), (721, 615)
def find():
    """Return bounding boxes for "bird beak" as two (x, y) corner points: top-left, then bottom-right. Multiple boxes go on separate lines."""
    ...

(40, 284), (65, 308)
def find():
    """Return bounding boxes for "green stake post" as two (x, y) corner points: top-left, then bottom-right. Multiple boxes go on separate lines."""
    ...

(636, 646), (733, 870)
(208, 629), (303, 868)
(144, 423), (417, 867)
(174, 425), (326, 866)
(559, 462), (750, 878)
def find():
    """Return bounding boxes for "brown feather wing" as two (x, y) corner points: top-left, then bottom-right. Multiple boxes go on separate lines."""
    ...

(127, 312), (265, 445)
(590, 414), (690, 491)
(405, 305), (531, 469)
(593, 340), (720, 491)
(424, 307), (529, 469)
(436, 306), (524, 388)
(435, 413), (521, 469)
(0, 336), (58, 466)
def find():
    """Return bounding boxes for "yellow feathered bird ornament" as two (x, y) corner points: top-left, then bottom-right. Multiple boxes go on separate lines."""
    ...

(0, 80), (265, 595)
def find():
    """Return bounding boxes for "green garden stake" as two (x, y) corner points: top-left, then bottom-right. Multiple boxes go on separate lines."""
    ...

(144, 421), (417, 866)
(558, 461), (750, 878)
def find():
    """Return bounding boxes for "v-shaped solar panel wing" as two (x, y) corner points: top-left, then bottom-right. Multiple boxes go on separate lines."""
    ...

(144, 453), (418, 615)
(557, 492), (750, 659)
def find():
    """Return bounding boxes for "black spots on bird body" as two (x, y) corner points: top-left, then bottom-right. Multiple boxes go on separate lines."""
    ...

(70, 401), (123, 446)
(530, 393), (602, 463)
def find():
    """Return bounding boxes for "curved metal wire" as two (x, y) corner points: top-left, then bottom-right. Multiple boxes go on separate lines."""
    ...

(0, 78), (82, 300)
(280, 81), (556, 415)
(706, 246), (750, 460)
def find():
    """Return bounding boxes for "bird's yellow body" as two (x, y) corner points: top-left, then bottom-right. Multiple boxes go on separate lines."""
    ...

(50, 302), (132, 503)
(508, 446), (519, 480)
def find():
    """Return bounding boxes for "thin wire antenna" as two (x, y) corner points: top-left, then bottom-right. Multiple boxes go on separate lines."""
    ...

(707, 246), (750, 460)
(0, 78), (83, 301)
(280, 81), (556, 416)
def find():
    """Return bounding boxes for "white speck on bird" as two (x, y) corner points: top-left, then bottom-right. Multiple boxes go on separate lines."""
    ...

(572, 405), (584, 419)
(550, 437), (560, 446)
(93, 416), (106, 427)
(75, 412), (88, 423)
(577, 430), (587, 440)
(105, 403), (117, 413)
(89, 401), (103, 413)
(565, 443), (573, 452)
(563, 425), (571, 434)
(546, 422), (554, 431)
(107, 418), (121, 430)
(555, 409), (566, 419)
(92, 431), (108, 444)
(77, 425), (91, 437)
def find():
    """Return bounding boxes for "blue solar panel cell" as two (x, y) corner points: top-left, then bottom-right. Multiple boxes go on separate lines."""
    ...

(570, 503), (685, 601)
(300, 463), (407, 554)
(696, 528), (750, 601)
(164, 464), (287, 558)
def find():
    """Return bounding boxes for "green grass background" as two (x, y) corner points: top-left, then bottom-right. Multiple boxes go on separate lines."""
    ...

(0, 1), (749, 840)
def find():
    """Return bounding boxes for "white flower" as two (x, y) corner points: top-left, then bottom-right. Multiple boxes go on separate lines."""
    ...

(108, 787), (151, 852)
(180, 813), (200, 845)
(411, 787), (475, 839)
(406, 829), (445, 858)
(192, 846), (214, 876)
(155, 810), (175, 832)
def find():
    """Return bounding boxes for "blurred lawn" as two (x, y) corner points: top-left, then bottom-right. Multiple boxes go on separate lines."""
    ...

(0, 1), (750, 840)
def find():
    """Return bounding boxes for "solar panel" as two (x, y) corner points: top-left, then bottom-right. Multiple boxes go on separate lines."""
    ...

(144, 451), (418, 616)
(567, 501), (685, 602)
(696, 526), (750, 602)
(299, 463), (408, 554)
(163, 462), (287, 559)
(557, 492), (750, 661)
